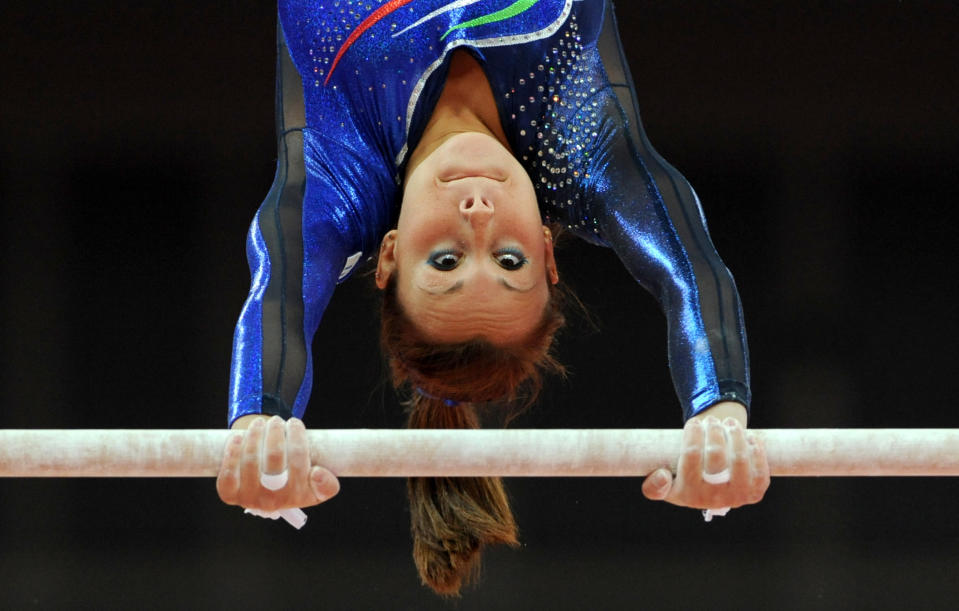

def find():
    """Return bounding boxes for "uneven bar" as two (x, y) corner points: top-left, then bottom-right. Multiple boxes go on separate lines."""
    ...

(0, 429), (957, 478)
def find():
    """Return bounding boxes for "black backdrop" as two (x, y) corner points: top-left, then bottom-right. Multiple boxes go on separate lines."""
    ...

(2, 1), (959, 609)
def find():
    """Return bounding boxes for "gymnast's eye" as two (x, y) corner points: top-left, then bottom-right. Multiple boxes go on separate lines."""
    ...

(428, 250), (461, 271)
(494, 249), (528, 271)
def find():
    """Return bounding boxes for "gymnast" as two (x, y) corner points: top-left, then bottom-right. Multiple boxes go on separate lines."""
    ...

(216, 0), (769, 595)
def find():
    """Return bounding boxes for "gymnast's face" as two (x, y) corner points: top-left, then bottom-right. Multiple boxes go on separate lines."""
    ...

(377, 132), (558, 345)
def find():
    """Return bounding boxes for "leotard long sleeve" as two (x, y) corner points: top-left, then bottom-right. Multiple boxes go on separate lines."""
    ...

(228, 0), (750, 425)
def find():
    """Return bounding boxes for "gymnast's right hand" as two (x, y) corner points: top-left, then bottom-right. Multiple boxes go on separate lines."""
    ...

(216, 415), (340, 512)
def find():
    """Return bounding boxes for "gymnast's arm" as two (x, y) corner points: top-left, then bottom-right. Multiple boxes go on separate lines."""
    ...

(593, 2), (750, 423)
(219, 23), (341, 512)
(590, 104), (751, 421)
(591, 121), (769, 509)
(594, 0), (767, 509)
(588, 122), (768, 508)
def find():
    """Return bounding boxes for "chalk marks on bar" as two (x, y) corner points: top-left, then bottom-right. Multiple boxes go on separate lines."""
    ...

(0, 429), (957, 478)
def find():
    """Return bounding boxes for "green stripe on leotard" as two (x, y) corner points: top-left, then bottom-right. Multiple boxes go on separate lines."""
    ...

(440, 0), (541, 41)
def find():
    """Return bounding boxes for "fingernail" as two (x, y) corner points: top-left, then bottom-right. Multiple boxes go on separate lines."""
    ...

(250, 418), (265, 431)
(656, 471), (670, 488)
(311, 469), (330, 501)
(723, 418), (739, 428)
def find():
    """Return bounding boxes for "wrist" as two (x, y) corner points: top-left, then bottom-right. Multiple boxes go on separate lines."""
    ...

(690, 401), (747, 426)
(231, 414), (273, 430)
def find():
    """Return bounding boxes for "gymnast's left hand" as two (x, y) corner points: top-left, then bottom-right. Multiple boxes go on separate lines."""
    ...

(641, 405), (770, 513)
(216, 415), (340, 513)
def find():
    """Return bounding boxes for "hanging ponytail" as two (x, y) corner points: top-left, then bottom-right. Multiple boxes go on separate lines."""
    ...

(380, 276), (566, 595)
(405, 394), (518, 595)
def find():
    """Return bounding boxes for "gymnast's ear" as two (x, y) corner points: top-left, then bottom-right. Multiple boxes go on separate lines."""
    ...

(375, 230), (398, 290)
(544, 226), (559, 285)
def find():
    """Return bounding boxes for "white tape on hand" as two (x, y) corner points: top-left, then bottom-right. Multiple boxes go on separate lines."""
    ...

(278, 508), (308, 529)
(702, 468), (732, 485)
(702, 507), (731, 522)
(259, 470), (290, 491)
(244, 507), (308, 530)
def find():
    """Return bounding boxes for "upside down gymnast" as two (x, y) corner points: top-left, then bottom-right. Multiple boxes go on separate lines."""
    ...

(216, 0), (769, 595)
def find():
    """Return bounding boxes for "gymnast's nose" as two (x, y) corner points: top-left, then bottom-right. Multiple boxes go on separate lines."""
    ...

(459, 195), (493, 228)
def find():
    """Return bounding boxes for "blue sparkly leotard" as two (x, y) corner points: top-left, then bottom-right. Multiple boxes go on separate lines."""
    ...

(229, 0), (750, 425)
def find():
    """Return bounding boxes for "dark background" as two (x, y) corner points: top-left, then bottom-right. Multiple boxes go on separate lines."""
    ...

(2, 1), (959, 609)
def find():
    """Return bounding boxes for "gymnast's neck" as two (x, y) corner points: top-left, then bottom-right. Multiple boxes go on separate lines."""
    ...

(404, 49), (512, 180)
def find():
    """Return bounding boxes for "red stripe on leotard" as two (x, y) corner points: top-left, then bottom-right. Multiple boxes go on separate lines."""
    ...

(324, 0), (416, 86)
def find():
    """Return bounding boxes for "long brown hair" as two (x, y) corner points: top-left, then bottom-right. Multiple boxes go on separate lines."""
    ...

(381, 277), (566, 595)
